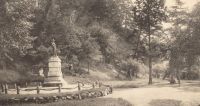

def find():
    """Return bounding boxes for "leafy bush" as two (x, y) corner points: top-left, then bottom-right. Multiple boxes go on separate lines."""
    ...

(186, 71), (199, 80)
(181, 71), (199, 80)
(152, 61), (169, 78)
(180, 65), (200, 80)
(0, 69), (43, 84)
(116, 59), (148, 80)
(74, 67), (89, 75)
(0, 70), (22, 84)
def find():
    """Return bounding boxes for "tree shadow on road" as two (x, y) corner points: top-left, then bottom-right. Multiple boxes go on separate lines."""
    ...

(149, 99), (182, 106)
(146, 80), (200, 92)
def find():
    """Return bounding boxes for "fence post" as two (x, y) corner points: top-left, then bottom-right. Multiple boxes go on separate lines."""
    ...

(78, 82), (81, 91)
(25, 82), (28, 88)
(99, 82), (102, 88)
(58, 84), (61, 93)
(14, 83), (17, 89)
(17, 85), (20, 94)
(37, 85), (40, 94)
(5, 84), (8, 94)
(78, 93), (82, 100)
(92, 82), (95, 88)
(1, 84), (4, 92)
(38, 82), (42, 86)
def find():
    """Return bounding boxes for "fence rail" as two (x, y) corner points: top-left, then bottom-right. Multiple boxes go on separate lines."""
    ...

(0, 81), (104, 95)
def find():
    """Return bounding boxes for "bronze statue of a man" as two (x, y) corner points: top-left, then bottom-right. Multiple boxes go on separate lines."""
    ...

(51, 39), (57, 56)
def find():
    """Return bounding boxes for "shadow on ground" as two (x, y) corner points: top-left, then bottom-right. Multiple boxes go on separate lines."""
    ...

(150, 80), (200, 92)
(149, 99), (200, 106)
(149, 99), (182, 106)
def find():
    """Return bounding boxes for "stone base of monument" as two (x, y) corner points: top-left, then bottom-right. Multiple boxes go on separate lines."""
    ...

(43, 77), (67, 87)
(43, 56), (67, 87)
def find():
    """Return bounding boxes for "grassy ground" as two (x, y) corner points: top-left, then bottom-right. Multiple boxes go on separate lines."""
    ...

(2, 98), (132, 106)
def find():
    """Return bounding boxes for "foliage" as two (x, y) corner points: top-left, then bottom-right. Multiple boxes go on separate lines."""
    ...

(3, 0), (200, 82)
(152, 61), (168, 78)
(0, 69), (35, 84)
(0, 0), (35, 67)
(0, 0), (135, 82)
(164, 1), (200, 80)
(133, 0), (167, 84)
(0, 69), (21, 83)
(133, 0), (166, 32)
(90, 0), (135, 30)
(117, 59), (148, 79)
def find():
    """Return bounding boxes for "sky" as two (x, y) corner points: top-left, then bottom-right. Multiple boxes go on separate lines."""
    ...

(166, 0), (200, 10)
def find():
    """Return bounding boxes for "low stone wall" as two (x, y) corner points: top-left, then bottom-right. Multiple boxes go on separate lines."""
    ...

(0, 86), (112, 105)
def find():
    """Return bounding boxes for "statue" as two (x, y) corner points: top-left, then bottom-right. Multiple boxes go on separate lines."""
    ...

(44, 39), (67, 87)
(51, 39), (57, 56)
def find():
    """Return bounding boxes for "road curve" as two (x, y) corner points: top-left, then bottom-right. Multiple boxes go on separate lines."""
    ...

(104, 87), (200, 106)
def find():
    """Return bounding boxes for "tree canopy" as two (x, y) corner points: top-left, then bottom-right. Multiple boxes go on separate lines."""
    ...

(1, 0), (200, 82)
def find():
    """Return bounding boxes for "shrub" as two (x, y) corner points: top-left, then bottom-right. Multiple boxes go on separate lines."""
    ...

(0, 70), (22, 84)
(74, 67), (89, 75)
(152, 61), (169, 78)
(116, 59), (148, 80)
(0, 69), (43, 84)
(180, 65), (200, 80)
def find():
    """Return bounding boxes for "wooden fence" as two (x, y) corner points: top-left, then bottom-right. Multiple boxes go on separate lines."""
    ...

(0, 81), (103, 95)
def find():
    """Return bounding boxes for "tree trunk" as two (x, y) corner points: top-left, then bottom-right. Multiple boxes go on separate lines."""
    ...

(147, 0), (152, 85)
(1, 84), (4, 92)
(163, 70), (169, 80)
(148, 23), (152, 85)
(170, 69), (176, 84)
(87, 61), (90, 74)
(176, 70), (181, 85)
(148, 55), (153, 84)
(134, 29), (141, 61)
(2, 61), (6, 71)
(187, 66), (191, 80)
(0, 0), (7, 17)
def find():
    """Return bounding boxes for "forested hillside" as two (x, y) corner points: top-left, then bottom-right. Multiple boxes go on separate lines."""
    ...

(1, 0), (200, 83)
(0, 0), (138, 71)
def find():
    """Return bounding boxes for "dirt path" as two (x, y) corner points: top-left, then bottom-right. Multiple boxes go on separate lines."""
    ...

(105, 87), (200, 106)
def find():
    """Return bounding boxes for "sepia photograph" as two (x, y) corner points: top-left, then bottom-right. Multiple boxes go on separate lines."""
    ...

(0, 0), (200, 106)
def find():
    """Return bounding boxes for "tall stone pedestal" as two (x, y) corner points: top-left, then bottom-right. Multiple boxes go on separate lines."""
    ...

(43, 56), (67, 87)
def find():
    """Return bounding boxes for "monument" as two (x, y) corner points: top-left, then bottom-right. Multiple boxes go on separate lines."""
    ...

(43, 39), (67, 87)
